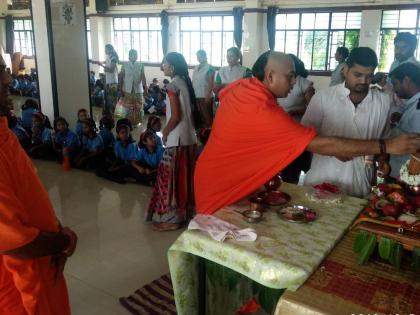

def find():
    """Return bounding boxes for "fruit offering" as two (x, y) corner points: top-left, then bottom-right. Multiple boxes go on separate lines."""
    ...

(361, 183), (420, 228)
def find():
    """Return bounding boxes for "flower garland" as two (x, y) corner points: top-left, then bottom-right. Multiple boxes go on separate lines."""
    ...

(400, 160), (420, 186)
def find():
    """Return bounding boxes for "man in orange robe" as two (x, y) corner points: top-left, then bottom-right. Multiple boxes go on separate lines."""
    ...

(0, 65), (77, 314)
(195, 51), (420, 215)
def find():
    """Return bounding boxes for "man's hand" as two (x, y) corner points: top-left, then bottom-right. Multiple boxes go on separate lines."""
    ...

(386, 133), (420, 155)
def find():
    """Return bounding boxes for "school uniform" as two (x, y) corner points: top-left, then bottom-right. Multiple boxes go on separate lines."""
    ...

(99, 128), (116, 148)
(21, 107), (37, 131)
(137, 145), (164, 169)
(75, 121), (83, 140)
(29, 128), (56, 160)
(54, 130), (80, 160)
(76, 135), (104, 170)
(97, 140), (155, 185)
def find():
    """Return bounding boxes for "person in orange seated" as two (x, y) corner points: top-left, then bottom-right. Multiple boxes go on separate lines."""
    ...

(0, 64), (77, 315)
(194, 51), (420, 215)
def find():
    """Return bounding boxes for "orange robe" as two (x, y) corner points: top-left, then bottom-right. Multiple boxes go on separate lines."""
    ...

(0, 117), (70, 315)
(195, 78), (317, 214)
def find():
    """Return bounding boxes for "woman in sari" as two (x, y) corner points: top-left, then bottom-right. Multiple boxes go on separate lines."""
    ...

(146, 52), (198, 231)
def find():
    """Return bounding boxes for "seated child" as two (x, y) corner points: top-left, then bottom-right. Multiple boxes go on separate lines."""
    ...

(52, 117), (80, 164)
(8, 114), (30, 150)
(137, 130), (163, 182)
(74, 118), (104, 170)
(99, 115), (116, 149)
(145, 115), (163, 147)
(96, 122), (155, 185)
(21, 99), (39, 132)
(75, 108), (89, 140)
(28, 112), (56, 160)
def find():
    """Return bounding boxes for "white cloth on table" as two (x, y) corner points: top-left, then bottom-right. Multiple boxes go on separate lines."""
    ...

(301, 83), (392, 198)
(188, 214), (257, 242)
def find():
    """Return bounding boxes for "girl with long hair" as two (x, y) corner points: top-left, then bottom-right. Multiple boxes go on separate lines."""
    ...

(146, 52), (198, 231)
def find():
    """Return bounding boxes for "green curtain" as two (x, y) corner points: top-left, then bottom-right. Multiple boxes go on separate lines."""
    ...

(267, 7), (277, 51)
(5, 15), (14, 55)
(160, 10), (169, 57)
(233, 7), (244, 51)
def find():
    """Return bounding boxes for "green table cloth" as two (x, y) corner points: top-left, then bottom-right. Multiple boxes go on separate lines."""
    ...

(168, 183), (366, 315)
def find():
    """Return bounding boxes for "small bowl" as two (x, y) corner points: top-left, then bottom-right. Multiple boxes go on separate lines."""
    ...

(249, 196), (264, 211)
(277, 205), (317, 223)
(243, 210), (263, 223)
(264, 175), (283, 191)
(406, 184), (420, 196)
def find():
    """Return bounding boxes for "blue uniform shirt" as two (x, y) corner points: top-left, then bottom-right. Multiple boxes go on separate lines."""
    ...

(12, 124), (29, 141)
(55, 130), (80, 149)
(99, 128), (116, 147)
(75, 121), (83, 139)
(82, 134), (104, 153)
(137, 145), (164, 169)
(148, 129), (163, 148)
(21, 108), (37, 129)
(390, 92), (420, 177)
(114, 141), (139, 162)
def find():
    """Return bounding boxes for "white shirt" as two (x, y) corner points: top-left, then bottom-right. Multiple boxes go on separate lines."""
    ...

(192, 63), (214, 98)
(301, 83), (392, 198)
(216, 64), (249, 85)
(165, 76), (197, 148)
(277, 76), (313, 113)
(122, 61), (144, 94)
(330, 62), (346, 86)
(105, 55), (118, 85)
(389, 92), (420, 178)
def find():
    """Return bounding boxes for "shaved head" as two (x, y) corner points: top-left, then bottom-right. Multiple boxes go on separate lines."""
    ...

(252, 51), (296, 98)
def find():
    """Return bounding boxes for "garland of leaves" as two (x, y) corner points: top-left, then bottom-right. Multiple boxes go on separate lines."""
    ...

(353, 230), (420, 271)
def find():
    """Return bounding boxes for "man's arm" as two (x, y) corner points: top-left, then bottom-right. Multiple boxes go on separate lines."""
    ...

(307, 133), (420, 157)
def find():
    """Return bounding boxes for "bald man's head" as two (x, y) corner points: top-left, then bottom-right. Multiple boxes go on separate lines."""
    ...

(252, 51), (296, 98)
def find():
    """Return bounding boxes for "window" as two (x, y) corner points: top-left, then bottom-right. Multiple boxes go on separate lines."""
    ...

(86, 18), (92, 59)
(179, 15), (235, 67)
(113, 17), (163, 63)
(275, 11), (361, 71)
(8, 0), (30, 10)
(176, 0), (235, 2)
(379, 9), (420, 72)
(14, 19), (35, 57)
(110, 0), (163, 5)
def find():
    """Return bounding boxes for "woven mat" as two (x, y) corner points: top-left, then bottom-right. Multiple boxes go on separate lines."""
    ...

(119, 274), (176, 315)
(276, 230), (420, 315)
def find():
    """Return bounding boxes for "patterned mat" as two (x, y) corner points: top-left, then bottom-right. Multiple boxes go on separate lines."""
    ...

(119, 274), (177, 315)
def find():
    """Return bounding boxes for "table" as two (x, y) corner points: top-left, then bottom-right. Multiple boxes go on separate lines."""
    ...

(275, 229), (420, 315)
(168, 183), (366, 315)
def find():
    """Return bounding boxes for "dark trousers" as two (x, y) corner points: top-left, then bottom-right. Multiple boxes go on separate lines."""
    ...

(96, 163), (156, 186)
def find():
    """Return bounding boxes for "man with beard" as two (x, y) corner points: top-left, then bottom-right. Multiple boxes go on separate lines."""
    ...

(301, 47), (392, 198)
(389, 32), (420, 74)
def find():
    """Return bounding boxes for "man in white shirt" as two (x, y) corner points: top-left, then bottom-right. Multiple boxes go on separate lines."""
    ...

(387, 63), (420, 178)
(329, 47), (349, 86)
(302, 47), (392, 198)
(389, 32), (420, 74)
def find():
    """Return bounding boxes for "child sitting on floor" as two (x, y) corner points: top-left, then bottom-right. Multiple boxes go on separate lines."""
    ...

(99, 114), (116, 149)
(21, 99), (39, 132)
(28, 112), (55, 160)
(8, 113), (30, 150)
(75, 108), (89, 140)
(146, 115), (163, 147)
(96, 122), (155, 185)
(52, 117), (80, 164)
(137, 129), (164, 174)
(74, 118), (104, 170)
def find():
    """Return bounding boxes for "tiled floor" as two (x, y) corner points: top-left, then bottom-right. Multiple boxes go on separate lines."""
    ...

(31, 109), (175, 315)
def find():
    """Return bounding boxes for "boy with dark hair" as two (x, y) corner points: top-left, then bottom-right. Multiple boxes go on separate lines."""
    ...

(387, 63), (420, 178)
(389, 32), (420, 73)
(302, 47), (392, 197)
